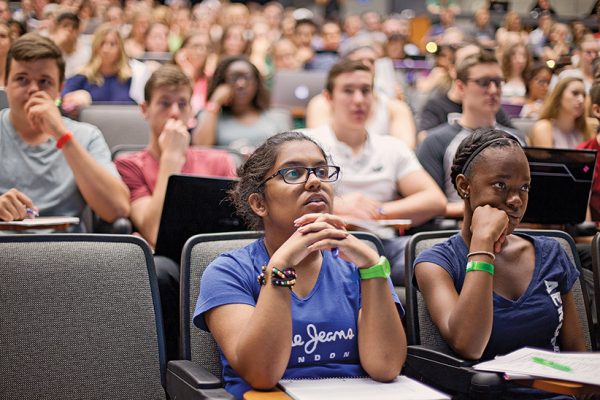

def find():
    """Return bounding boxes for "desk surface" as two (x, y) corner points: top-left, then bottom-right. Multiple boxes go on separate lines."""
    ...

(244, 388), (289, 400)
(243, 379), (600, 399)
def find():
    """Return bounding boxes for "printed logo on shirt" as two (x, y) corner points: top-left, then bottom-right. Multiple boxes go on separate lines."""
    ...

(544, 280), (563, 351)
(291, 323), (356, 364)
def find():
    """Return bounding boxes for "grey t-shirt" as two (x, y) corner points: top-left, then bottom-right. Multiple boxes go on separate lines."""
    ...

(417, 122), (524, 202)
(206, 108), (292, 149)
(0, 108), (118, 225)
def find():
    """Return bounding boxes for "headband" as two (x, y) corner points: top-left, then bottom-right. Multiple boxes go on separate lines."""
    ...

(461, 136), (522, 174)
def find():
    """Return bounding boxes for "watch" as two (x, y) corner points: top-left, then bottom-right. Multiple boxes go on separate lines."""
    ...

(359, 256), (391, 280)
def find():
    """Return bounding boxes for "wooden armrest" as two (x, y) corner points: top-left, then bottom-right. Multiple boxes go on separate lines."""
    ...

(516, 379), (600, 396)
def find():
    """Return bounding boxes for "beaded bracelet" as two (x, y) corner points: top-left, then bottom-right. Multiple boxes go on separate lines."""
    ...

(257, 265), (297, 288)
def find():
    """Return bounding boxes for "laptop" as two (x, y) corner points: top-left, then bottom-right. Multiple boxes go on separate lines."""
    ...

(501, 103), (523, 119)
(154, 175), (249, 262)
(522, 147), (597, 224)
(271, 70), (327, 109)
(489, 1), (509, 12)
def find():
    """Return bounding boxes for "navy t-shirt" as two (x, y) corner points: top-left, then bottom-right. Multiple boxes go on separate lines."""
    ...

(414, 233), (579, 360)
(61, 74), (135, 103)
(194, 239), (403, 399)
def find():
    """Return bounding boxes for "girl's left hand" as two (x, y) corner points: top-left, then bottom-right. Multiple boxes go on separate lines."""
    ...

(294, 213), (380, 269)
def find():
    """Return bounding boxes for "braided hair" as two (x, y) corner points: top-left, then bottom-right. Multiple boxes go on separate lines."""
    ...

(450, 128), (522, 193)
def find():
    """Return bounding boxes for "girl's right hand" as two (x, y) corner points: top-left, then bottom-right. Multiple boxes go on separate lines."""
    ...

(210, 84), (233, 107)
(470, 205), (509, 253)
(270, 213), (348, 268)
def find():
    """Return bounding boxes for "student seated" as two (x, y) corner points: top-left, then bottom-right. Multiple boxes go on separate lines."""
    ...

(417, 50), (523, 219)
(116, 64), (236, 361)
(61, 24), (137, 114)
(414, 128), (586, 398)
(530, 77), (591, 149)
(194, 131), (407, 399)
(0, 33), (129, 227)
(115, 64), (236, 248)
(192, 56), (292, 153)
(306, 44), (416, 149)
(305, 59), (446, 286)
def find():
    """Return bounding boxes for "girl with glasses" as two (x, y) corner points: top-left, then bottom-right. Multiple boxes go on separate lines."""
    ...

(520, 63), (553, 119)
(193, 56), (292, 154)
(193, 131), (406, 399)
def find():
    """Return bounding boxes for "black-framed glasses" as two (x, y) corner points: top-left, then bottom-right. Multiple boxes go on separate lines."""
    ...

(467, 76), (504, 88)
(225, 73), (256, 85)
(259, 165), (341, 187)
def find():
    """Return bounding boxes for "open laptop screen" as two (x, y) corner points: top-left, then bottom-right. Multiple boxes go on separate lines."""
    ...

(154, 175), (249, 262)
(522, 147), (596, 224)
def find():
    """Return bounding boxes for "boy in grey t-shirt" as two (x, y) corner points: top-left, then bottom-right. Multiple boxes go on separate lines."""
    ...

(0, 33), (129, 225)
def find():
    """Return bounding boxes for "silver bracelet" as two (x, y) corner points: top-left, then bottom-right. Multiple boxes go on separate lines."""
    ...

(467, 250), (495, 261)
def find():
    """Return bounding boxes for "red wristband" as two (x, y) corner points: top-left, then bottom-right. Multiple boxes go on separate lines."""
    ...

(56, 132), (73, 149)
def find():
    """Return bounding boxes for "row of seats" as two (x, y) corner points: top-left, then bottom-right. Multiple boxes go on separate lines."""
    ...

(2, 229), (599, 398)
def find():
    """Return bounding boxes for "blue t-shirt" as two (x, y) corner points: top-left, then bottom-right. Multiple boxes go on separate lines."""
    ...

(414, 233), (579, 360)
(194, 239), (403, 399)
(61, 74), (135, 104)
(414, 233), (580, 400)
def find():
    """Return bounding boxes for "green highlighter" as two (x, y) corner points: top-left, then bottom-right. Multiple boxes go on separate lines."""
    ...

(532, 356), (572, 372)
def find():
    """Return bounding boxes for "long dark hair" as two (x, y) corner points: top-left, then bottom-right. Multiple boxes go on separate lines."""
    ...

(206, 55), (270, 113)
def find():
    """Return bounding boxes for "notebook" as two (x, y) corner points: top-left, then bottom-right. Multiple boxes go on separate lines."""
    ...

(154, 175), (248, 262)
(278, 376), (450, 400)
(271, 70), (327, 109)
(522, 147), (596, 224)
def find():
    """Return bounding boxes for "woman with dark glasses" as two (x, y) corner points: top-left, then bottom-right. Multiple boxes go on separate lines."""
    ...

(193, 131), (406, 399)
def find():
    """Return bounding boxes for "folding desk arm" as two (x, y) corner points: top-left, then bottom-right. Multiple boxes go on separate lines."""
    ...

(404, 345), (505, 400)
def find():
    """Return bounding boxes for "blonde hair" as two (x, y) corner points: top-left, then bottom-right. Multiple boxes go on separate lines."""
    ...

(538, 76), (592, 140)
(80, 24), (131, 85)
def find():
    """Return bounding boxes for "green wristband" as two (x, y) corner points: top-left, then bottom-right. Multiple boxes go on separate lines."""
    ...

(465, 261), (494, 276)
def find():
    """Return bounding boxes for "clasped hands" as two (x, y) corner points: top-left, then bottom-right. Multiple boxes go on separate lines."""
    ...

(272, 213), (380, 270)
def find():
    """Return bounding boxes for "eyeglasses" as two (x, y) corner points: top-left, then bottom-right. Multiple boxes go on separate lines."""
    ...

(534, 78), (550, 86)
(259, 165), (341, 187)
(225, 73), (256, 85)
(467, 76), (504, 88)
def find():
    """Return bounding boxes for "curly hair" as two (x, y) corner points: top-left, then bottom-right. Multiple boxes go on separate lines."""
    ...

(229, 131), (328, 230)
(450, 128), (522, 192)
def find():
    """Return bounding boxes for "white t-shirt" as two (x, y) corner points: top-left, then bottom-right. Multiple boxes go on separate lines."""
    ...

(303, 125), (422, 202)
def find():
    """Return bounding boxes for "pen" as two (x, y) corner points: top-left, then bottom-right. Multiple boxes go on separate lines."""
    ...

(26, 208), (39, 219)
(531, 357), (572, 372)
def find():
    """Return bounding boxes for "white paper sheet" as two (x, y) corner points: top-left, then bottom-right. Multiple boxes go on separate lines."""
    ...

(474, 347), (600, 386)
(279, 376), (450, 400)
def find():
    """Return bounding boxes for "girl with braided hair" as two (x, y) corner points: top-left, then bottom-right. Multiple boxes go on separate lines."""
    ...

(414, 128), (586, 398)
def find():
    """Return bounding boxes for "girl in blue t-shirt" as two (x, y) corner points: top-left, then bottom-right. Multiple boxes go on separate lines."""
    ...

(194, 131), (406, 399)
(414, 128), (586, 396)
